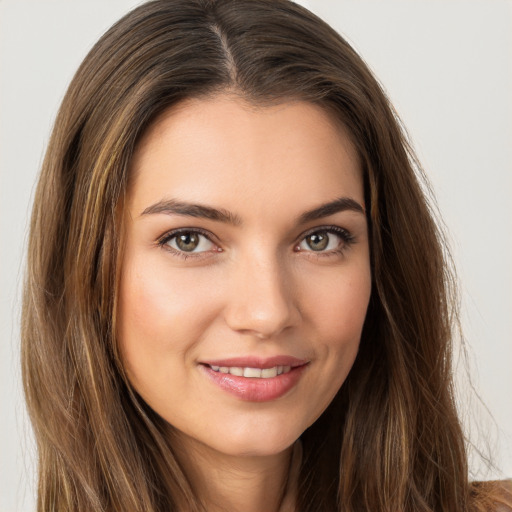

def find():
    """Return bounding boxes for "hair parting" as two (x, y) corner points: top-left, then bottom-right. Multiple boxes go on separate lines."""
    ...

(22, 1), (511, 511)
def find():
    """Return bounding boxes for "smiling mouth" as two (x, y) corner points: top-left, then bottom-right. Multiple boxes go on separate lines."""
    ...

(199, 358), (309, 401)
(207, 365), (292, 378)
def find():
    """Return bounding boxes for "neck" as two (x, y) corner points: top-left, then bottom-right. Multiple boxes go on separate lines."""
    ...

(173, 435), (295, 512)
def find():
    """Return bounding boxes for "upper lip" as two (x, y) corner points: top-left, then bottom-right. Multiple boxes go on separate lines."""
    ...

(200, 355), (309, 369)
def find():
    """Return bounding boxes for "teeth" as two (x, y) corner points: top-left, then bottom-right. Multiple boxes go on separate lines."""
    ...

(244, 367), (262, 378)
(261, 367), (277, 378)
(209, 365), (292, 378)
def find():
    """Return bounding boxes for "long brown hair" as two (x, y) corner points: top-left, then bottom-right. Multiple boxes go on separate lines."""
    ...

(21, 1), (509, 510)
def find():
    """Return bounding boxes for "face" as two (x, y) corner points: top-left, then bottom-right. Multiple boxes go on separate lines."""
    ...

(118, 95), (371, 458)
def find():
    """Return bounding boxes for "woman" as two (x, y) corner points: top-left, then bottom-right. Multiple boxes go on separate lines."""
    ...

(21, 0), (511, 511)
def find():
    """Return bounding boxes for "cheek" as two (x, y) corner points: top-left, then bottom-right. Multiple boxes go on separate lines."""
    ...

(300, 260), (371, 411)
(116, 253), (220, 389)
(119, 254), (214, 339)
(306, 261), (371, 343)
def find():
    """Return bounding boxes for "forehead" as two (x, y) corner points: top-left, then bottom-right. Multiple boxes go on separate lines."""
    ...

(128, 95), (363, 219)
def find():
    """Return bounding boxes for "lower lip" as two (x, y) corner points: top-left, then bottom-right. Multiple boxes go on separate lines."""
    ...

(200, 364), (308, 402)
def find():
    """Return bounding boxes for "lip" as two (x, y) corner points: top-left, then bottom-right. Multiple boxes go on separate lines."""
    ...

(201, 355), (308, 369)
(199, 356), (309, 402)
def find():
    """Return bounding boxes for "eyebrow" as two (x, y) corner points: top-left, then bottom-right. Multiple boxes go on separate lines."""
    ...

(141, 196), (365, 226)
(297, 197), (365, 224)
(141, 198), (243, 226)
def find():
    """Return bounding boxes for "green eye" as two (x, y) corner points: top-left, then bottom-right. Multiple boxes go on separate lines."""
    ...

(304, 232), (329, 251)
(299, 230), (340, 252)
(175, 232), (200, 252)
(297, 227), (353, 254)
(165, 231), (215, 253)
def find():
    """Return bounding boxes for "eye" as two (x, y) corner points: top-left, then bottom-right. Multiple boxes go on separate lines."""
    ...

(159, 229), (217, 254)
(296, 227), (353, 254)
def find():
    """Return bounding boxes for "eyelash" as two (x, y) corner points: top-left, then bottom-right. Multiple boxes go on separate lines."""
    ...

(157, 225), (356, 260)
(295, 225), (356, 258)
(157, 228), (218, 260)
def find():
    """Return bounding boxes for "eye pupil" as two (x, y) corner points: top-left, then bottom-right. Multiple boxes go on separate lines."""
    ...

(176, 232), (199, 251)
(306, 232), (329, 251)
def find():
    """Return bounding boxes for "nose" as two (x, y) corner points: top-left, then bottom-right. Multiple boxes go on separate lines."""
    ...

(223, 251), (300, 339)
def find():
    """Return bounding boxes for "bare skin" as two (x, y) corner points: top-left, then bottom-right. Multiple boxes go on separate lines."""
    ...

(118, 95), (371, 511)
(174, 440), (294, 512)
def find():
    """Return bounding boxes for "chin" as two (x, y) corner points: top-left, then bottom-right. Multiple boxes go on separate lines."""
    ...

(214, 435), (297, 458)
(200, 414), (307, 458)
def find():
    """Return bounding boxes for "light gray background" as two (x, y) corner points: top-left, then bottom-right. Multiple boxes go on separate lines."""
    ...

(1, 1), (511, 510)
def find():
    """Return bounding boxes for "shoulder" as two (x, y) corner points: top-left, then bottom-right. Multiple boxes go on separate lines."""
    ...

(470, 480), (512, 512)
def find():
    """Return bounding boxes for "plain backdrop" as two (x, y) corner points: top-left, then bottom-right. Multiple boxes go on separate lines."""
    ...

(1, 1), (511, 510)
